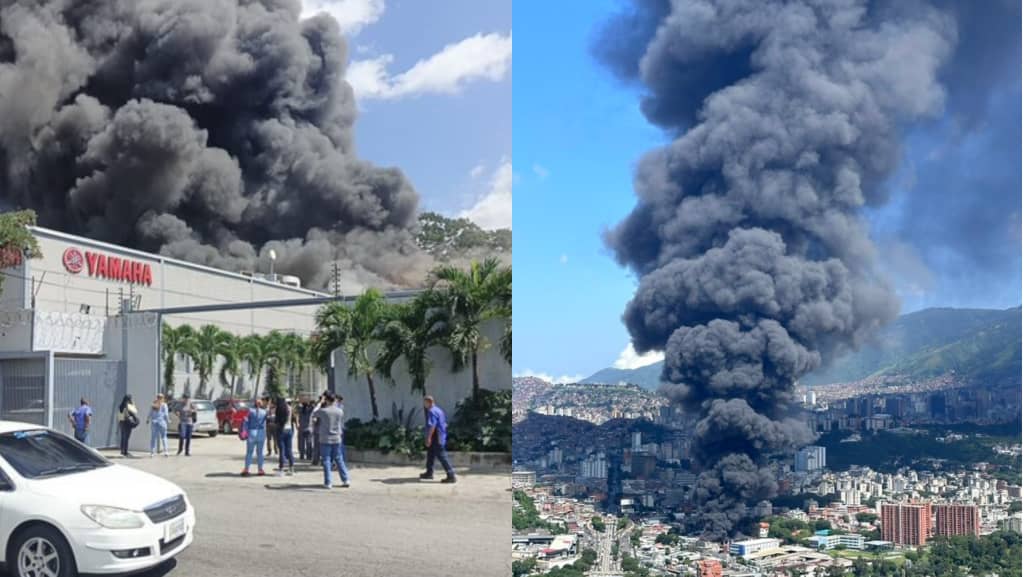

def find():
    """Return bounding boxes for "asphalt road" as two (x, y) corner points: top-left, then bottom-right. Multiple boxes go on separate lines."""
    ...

(73, 435), (510, 577)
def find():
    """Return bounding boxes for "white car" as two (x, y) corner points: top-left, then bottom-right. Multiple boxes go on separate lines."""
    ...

(167, 400), (218, 437)
(0, 421), (195, 577)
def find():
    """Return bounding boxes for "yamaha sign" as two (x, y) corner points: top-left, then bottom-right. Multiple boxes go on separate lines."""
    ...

(62, 247), (154, 286)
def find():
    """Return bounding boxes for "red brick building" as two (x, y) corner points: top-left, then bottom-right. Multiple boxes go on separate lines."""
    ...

(881, 502), (932, 546)
(934, 504), (980, 537)
(697, 559), (722, 577)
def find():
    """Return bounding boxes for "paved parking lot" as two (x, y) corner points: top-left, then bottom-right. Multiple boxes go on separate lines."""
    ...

(89, 435), (510, 577)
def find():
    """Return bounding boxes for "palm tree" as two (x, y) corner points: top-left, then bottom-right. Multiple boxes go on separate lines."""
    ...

(192, 325), (232, 399)
(376, 292), (447, 395)
(241, 333), (272, 400)
(432, 258), (512, 397)
(217, 333), (246, 398)
(161, 324), (195, 397)
(279, 333), (310, 397)
(315, 289), (388, 419)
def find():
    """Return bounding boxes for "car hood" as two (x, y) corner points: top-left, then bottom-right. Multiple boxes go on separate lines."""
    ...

(27, 463), (184, 511)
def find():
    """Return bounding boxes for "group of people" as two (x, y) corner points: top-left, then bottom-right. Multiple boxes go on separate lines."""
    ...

(239, 391), (351, 488)
(238, 392), (457, 488)
(86, 388), (458, 488)
(110, 392), (199, 457)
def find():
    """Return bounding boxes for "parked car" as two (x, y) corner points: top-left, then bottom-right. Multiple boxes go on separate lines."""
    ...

(0, 421), (195, 576)
(214, 399), (251, 434)
(167, 400), (218, 438)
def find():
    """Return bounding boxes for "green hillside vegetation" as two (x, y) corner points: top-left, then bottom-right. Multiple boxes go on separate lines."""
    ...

(416, 212), (511, 258)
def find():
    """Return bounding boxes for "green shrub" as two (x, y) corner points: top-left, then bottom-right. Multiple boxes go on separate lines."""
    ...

(447, 389), (512, 452)
(345, 408), (424, 458)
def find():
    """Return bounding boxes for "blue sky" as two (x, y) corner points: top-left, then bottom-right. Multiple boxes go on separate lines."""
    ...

(303, 0), (511, 228)
(512, 0), (665, 383)
(512, 1), (1021, 382)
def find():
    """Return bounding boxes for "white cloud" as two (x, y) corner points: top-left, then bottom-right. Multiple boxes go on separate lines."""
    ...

(515, 370), (584, 385)
(612, 343), (664, 370)
(559, 253), (569, 265)
(347, 32), (511, 100)
(532, 164), (549, 180)
(301, 0), (385, 35)
(469, 163), (486, 179)
(459, 158), (511, 230)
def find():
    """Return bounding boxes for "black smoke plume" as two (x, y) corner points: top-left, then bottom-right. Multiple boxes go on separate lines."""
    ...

(598, 0), (961, 538)
(0, 0), (430, 290)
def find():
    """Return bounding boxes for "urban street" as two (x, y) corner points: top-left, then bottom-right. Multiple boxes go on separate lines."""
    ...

(70, 436), (510, 577)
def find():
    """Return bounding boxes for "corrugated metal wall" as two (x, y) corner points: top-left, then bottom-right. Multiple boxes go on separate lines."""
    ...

(51, 359), (126, 448)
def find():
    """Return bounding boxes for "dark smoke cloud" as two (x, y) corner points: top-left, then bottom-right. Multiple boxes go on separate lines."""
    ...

(0, 0), (428, 290)
(598, 0), (960, 538)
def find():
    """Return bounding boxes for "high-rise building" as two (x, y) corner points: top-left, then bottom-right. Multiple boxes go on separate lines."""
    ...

(697, 559), (722, 577)
(881, 502), (931, 546)
(934, 504), (980, 537)
(795, 446), (827, 472)
(511, 471), (536, 489)
(606, 454), (623, 513)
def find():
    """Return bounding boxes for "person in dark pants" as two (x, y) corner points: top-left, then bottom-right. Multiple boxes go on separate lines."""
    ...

(275, 395), (295, 475)
(298, 399), (314, 460)
(419, 396), (456, 483)
(68, 398), (93, 445)
(311, 393), (326, 466)
(265, 396), (278, 457)
(176, 394), (196, 456)
(117, 394), (138, 456)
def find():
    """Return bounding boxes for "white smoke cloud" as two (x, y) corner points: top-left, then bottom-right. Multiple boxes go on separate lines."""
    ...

(301, 0), (385, 35)
(612, 343), (664, 370)
(460, 158), (511, 230)
(348, 32), (511, 100)
(515, 370), (584, 385)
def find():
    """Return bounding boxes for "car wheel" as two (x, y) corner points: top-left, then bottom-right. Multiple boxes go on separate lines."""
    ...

(11, 525), (75, 577)
(221, 421), (232, 434)
(209, 430), (217, 437)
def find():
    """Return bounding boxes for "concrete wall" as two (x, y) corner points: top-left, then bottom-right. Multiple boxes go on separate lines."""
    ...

(333, 318), (511, 423)
(122, 313), (161, 452)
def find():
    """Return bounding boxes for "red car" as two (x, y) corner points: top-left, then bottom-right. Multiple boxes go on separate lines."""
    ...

(214, 399), (251, 434)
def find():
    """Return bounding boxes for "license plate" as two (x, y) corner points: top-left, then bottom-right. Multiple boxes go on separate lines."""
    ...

(164, 517), (186, 542)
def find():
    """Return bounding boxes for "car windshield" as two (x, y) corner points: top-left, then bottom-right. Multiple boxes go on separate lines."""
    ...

(192, 401), (214, 411)
(0, 430), (110, 479)
(235, 401), (250, 410)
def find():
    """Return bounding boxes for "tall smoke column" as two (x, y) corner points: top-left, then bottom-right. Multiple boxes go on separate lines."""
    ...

(598, 0), (957, 537)
(0, 0), (427, 290)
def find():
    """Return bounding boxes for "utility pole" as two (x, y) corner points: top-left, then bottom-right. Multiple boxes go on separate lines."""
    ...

(332, 261), (340, 297)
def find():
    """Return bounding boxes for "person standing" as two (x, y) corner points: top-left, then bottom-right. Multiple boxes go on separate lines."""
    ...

(147, 394), (170, 457)
(298, 399), (314, 460)
(311, 392), (327, 466)
(275, 395), (295, 476)
(176, 393), (196, 456)
(265, 396), (278, 457)
(241, 398), (268, 476)
(313, 392), (349, 489)
(117, 394), (138, 456)
(420, 396), (456, 483)
(68, 398), (93, 445)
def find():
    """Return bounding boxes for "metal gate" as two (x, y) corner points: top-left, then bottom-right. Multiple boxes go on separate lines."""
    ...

(51, 359), (126, 448)
(0, 358), (47, 426)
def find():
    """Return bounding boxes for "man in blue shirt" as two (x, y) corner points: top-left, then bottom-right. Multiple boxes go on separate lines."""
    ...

(419, 396), (456, 483)
(68, 397), (93, 445)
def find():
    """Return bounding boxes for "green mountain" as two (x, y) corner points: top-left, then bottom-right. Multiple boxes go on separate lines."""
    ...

(416, 212), (510, 259)
(583, 307), (1022, 389)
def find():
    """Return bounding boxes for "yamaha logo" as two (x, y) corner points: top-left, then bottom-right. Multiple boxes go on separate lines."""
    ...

(62, 247), (84, 274)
